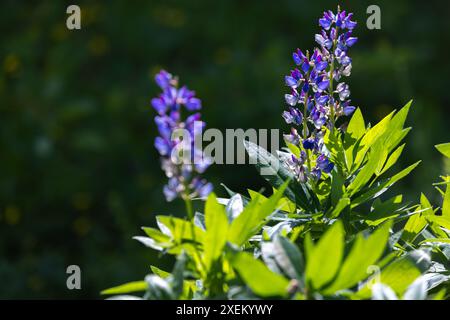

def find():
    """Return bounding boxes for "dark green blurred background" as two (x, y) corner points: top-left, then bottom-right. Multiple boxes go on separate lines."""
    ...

(0, 0), (449, 298)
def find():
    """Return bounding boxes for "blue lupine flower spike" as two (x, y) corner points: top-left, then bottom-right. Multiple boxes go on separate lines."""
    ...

(152, 70), (213, 202)
(282, 7), (357, 182)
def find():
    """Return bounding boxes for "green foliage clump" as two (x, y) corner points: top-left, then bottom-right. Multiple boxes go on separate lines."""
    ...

(103, 102), (450, 300)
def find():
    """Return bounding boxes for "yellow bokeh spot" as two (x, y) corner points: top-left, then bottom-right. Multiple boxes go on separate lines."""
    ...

(51, 24), (69, 41)
(72, 192), (92, 211)
(4, 54), (20, 74)
(153, 6), (186, 28)
(73, 217), (91, 236)
(215, 48), (231, 65)
(83, 4), (102, 26)
(88, 35), (109, 56)
(4, 205), (21, 225)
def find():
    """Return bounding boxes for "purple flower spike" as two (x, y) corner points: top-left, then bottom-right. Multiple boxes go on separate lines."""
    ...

(152, 70), (212, 202)
(281, 7), (358, 182)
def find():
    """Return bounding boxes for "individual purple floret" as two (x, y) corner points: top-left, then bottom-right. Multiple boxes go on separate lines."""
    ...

(281, 6), (357, 183)
(152, 70), (212, 202)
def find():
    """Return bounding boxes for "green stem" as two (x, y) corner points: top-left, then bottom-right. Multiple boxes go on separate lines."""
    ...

(329, 27), (339, 131)
(182, 195), (196, 242)
(302, 91), (312, 171)
(184, 195), (194, 220)
(182, 193), (207, 276)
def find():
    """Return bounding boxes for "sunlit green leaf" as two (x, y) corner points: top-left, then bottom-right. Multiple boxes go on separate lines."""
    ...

(306, 221), (344, 290)
(231, 252), (289, 297)
(323, 222), (391, 295)
(228, 182), (288, 246)
(352, 161), (421, 208)
(348, 141), (384, 196)
(436, 143), (450, 158)
(346, 108), (365, 141)
(101, 281), (147, 295)
(203, 193), (229, 269)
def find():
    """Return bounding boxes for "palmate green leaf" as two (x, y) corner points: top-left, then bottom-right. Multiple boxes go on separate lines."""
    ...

(387, 128), (411, 154)
(402, 194), (434, 243)
(420, 193), (447, 238)
(346, 108), (366, 142)
(371, 103), (412, 178)
(228, 181), (288, 246)
(322, 222), (391, 295)
(402, 213), (428, 243)
(325, 128), (348, 172)
(244, 140), (319, 211)
(382, 101), (412, 151)
(203, 193), (229, 269)
(231, 252), (289, 297)
(374, 147), (390, 176)
(436, 143), (450, 158)
(352, 110), (394, 169)
(347, 141), (384, 196)
(305, 221), (345, 290)
(362, 195), (406, 227)
(352, 161), (421, 208)
(377, 144), (405, 176)
(351, 101), (412, 172)
(156, 216), (205, 244)
(101, 281), (148, 295)
(343, 107), (365, 172)
(426, 215), (450, 230)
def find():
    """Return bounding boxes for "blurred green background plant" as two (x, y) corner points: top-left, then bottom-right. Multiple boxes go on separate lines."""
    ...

(0, 0), (449, 298)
